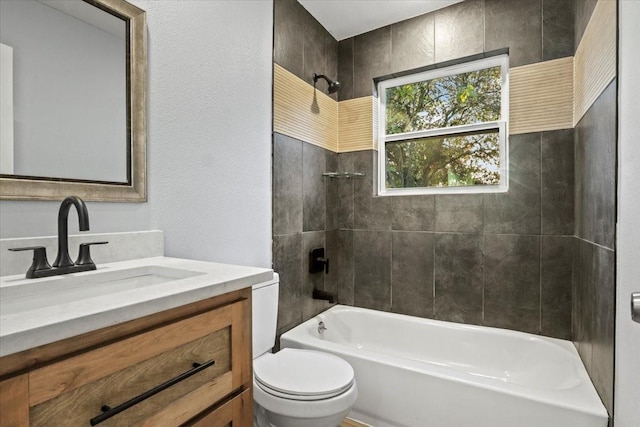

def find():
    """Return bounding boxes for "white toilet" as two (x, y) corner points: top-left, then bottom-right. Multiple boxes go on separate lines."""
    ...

(252, 275), (358, 427)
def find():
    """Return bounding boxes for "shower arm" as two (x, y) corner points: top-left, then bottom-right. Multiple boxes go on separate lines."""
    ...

(313, 73), (340, 94)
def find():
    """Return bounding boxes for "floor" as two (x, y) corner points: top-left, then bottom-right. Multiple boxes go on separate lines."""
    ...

(342, 418), (369, 427)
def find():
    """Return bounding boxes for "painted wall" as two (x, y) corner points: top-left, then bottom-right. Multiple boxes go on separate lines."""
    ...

(0, 0), (273, 269)
(615, 2), (640, 425)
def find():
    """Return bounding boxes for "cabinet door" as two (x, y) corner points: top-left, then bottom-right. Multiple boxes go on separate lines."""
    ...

(28, 298), (250, 426)
(188, 389), (252, 427)
(0, 374), (29, 427)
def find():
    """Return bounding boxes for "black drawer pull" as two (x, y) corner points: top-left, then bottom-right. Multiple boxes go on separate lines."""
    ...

(89, 360), (215, 426)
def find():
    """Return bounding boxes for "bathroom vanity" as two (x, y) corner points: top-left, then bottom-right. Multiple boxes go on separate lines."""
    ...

(0, 250), (272, 426)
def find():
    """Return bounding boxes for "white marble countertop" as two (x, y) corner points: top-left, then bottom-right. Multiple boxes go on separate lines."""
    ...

(0, 256), (273, 357)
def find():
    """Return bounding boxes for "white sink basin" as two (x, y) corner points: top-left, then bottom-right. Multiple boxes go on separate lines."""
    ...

(0, 265), (204, 315)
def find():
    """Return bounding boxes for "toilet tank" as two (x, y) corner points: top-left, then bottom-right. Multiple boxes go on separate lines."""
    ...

(252, 273), (279, 359)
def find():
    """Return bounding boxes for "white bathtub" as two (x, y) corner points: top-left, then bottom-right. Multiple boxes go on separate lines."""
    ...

(280, 305), (608, 427)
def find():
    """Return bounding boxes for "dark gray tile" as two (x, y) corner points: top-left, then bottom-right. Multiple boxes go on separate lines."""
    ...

(591, 245), (615, 415)
(338, 38), (355, 101)
(573, 238), (594, 373)
(327, 230), (354, 305)
(484, 133), (541, 235)
(435, 194), (483, 233)
(574, 129), (585, 244)
(273, 233), (302, 333)
(434, 0), (484, 64)
(542, 0), (574, 61)
(391, 12), (435, 73)
(326, 151), (339, 231)
(302, 143), (326, 232)
(573, 237), (615, 416)
(302, 231), (331, 320)
(391, 195), (435, 231)
(303, 12), (326, 86)
(353, 151), (391, 230)
(324, 32), (339, 101)
(574, 81), (616, 249)
(434, 233), (484, 324)
(273, 0), (304, 79)
(541, 129), (574, 235)
(484, 234), (541, 333)
(353, 230), (391, 311)
(391, 232), (435, 317)
(353, 26), (391, 98)
(575, 0), (598, 49)
(541, 236), (573, 339)
(485, 0), (543, 67)
(337, 152), (355, 229)
(273, 133), (303, 235)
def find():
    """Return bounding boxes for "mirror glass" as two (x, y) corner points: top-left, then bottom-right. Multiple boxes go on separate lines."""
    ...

(0, 0), (127, 183)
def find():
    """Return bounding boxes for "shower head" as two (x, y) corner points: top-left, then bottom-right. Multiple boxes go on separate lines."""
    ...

(313, 73), (341, 94)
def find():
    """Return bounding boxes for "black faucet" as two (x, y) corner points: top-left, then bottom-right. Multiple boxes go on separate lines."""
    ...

(9, 196), (108, 279)
(313, 289), (336, 304)
(53, 196), (90, 268)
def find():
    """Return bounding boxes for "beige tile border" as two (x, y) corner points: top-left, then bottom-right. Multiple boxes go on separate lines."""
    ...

(338, 97), (377, 152)
(510, 57), (574, 135)
(273, 64), (338, 152)
(574, 0), (617, 125)
(274, 61), (579, 153)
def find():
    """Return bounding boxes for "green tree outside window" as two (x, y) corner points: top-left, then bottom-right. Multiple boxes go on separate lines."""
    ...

(380, 59), (507, 192)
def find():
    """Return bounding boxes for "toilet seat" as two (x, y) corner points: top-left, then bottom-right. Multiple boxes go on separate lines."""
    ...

(254, 348), (354, 401)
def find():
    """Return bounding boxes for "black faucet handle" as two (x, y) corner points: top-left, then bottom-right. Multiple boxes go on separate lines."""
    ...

(75, 241), (109, 266)
(309, 248), (330, 274)
(319, 257), (329, 274)
(9, 246), (52, 278)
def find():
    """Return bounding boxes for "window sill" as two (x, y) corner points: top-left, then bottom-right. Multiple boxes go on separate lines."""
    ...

(377, 184), (509, 197)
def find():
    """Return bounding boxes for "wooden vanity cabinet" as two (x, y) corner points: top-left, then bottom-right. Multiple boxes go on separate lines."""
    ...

(0, 288), (253, 427)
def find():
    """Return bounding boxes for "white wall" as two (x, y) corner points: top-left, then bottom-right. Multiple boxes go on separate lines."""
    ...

(615, 1), (640, 425)
(0, 0), (273, 268)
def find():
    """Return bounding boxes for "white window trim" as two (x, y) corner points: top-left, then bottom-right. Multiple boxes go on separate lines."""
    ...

(377, 54), (509, 196)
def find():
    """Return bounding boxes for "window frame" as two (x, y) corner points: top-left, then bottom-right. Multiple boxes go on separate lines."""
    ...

(377, 54), (510, 196)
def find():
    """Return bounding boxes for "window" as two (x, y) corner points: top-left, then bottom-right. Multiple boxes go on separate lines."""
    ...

(378, 55), (509, 195)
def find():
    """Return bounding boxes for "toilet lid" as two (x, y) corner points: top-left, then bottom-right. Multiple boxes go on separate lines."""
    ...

(254, 348), (354, 400)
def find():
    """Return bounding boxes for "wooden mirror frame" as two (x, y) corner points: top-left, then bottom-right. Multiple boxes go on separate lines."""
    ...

(0, 0), (147, 202)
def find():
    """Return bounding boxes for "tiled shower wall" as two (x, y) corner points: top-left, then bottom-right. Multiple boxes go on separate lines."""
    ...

(273, 0), (616, 419)
(273, 0), (577, 338)
(272, 0), (340, 335)
(329, 131), (574, 338)
(273, 133), (339, 335)
(274, 0), (608, 344)
(572, 0), (616, 417)
(334, 0), (576, 339)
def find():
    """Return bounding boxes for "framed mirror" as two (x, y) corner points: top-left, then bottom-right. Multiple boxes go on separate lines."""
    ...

(0, 0), (146, 202)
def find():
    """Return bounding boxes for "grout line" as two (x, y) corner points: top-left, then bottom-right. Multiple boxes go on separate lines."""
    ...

(539, 235), (543, 335)
(539, 132), (543, 334)
(540, 0), (544, 61)
(482, 0), (486, 53)
(573, 235), (615, 252)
